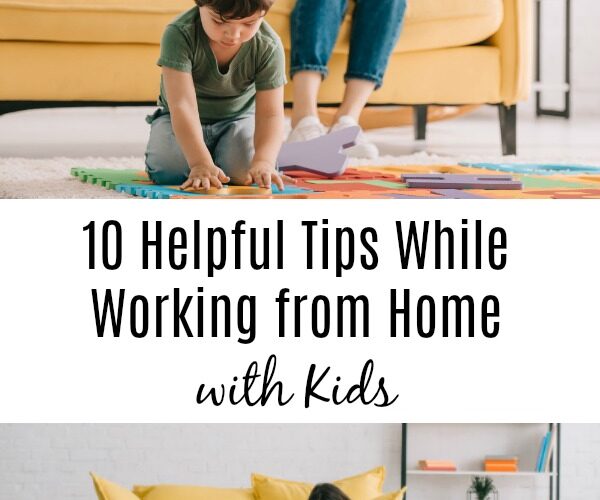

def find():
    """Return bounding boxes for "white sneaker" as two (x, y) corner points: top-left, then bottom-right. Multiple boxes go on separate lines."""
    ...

(287, 115), (326, 143)
(330, 115), (379, 159)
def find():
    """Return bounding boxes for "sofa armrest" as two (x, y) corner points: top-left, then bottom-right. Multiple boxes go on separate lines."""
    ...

(489, 0), (533, 105)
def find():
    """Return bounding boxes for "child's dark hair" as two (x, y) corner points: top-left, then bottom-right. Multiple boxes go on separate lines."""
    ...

(194, 0), (274, 20)
(308, 483), (351, 500)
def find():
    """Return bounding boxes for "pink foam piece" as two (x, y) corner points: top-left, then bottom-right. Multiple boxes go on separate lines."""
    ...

(277, 126), (360, 178)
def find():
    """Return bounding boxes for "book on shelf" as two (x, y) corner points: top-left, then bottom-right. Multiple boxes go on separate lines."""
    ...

(484, 463), (518, 472)
(536, 431), (551, 472)
(483, 454), (518, 472)
(418, 460), (457, 471)
(543, 424), (557, 472)
(535, 432), (550, 472)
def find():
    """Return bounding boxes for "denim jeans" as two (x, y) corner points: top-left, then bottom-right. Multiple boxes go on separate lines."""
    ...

(145, 110), (254, 185)
(290, 0), (407, 89)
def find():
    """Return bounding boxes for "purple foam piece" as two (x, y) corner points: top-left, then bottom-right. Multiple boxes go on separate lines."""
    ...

(277, 126), (360, 178)
(430, 189), (486, 199)
(401, 173), (522, 190)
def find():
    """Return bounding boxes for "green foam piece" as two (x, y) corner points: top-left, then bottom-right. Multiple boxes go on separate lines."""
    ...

(70, 168), (149, 190)
(517, 175), (597, 189)
(363, 180), (408, 189)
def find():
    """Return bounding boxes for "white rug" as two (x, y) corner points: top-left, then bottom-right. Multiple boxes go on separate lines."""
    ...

(0, 156), (143, 199)
(0, 152), (460, 199)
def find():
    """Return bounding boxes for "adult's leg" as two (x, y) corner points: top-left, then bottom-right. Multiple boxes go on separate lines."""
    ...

(335, 0), (407, 122)
(290, 72), (322, 127)
(290, 0), (349, 127)
(212, 115), (255, 185)
(334, 79), (376, 123)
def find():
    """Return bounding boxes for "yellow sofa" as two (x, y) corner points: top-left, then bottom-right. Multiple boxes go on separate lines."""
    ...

(0, 0), (532, 154)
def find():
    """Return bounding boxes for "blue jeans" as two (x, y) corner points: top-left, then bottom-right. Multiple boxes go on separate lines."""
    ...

(145, 110), (254, 185)
(290, 0), (407, 89)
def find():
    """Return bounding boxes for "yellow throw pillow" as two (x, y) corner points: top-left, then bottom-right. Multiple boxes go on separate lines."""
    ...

(374, 487), (407, 500)
(133, 484), (254, 500)
(252, 466), (386, 500)
(91, 473), (139, 500)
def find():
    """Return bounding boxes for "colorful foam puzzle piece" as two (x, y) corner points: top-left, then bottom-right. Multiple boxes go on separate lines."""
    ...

(183, 185), (272, 196)
(69, 166), (600, 199)
(277, 126), (360, 178)
(302, 181), (391, 192)
(517, 175), (595, 189)
(460, 161), (600, 175)
(526, 188), (600, 199)
(387, 194), (437, 199)
(71, 167), (149, 189)
(400, 173), (522, 190)
(430, 189), (486, 199)
(284, 167), (397, 181)
(117, 183), (314, 199)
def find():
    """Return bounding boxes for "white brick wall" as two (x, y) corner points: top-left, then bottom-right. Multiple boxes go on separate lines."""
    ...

(0, 424), (598, 500)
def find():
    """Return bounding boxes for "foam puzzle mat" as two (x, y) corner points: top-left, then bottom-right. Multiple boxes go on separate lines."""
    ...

(70, 163), (600, 199)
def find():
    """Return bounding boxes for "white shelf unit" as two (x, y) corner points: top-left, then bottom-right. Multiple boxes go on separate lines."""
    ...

(401, 424), (560, 500)
(407, 470), (556, 477)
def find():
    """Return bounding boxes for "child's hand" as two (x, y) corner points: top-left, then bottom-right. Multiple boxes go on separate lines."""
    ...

(181, 163), (230, 190)
(245, 160), (296, 192)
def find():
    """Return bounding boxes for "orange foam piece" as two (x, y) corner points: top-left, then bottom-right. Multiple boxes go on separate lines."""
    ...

(361, 164), (486, 175)
(303, 181), (390, 192)
(285, 167), (396, 180)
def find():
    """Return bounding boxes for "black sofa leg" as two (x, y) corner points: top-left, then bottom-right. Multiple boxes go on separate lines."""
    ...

(498, 104), (517, 155)
(413, 105), (428, 140)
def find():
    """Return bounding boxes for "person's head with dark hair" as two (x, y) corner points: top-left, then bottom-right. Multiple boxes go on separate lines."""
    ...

(308, 483), (351, 500)
(194, 0), (273, 53)
(194, 0), (274, 21)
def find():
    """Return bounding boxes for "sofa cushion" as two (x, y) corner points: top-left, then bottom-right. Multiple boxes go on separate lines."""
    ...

(374, 488), (408, 500)
(133, 485), (255, 500)
(252, 466), (385, 500)
(0, 0), (191, 43)
(0, 0), (503, 52)
(92, 473), (139, 500)
(269, 0), (504, 53)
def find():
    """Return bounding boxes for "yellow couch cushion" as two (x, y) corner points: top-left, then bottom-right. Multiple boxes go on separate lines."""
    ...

(0, 0), (502, 52)
(252, 466), (385, 500)
(269, 0), (503, 53)
(91, 473), (140, 500)
(0, 0), (190, 43)
(374, 487), (407, 500)
(133, 485), (254, 500)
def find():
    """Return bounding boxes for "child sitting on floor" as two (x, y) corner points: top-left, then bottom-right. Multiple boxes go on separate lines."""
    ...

(309, 483), (351, 500)
(145, 0), (287, 191)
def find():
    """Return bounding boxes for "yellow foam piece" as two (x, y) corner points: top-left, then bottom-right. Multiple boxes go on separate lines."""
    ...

(183, 186), (272, 195)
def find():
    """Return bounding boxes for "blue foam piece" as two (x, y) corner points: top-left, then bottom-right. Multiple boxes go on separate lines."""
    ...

(272, 184), (314, 195)
(460, 162), (600, 175)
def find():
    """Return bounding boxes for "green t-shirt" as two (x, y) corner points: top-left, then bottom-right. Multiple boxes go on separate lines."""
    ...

(156, 7), (286, 123)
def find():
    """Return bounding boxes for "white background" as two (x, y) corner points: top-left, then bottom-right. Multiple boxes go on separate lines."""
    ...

(0, 200), (599, 422)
